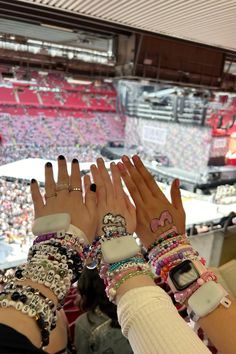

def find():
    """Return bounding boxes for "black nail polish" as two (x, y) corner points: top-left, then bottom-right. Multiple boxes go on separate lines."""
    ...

(31, 179), (36, 184)
(46, 162), (52, 167)
(90, 183), (96, 192)
(72, 158), (78, 164)
(58, 155), (65, 160)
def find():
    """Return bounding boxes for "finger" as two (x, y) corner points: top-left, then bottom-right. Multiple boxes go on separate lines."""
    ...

(170, 179), (184, 212)
(70, 158), (82, 200)
(96, 158), (114, 203)
(90, 164), (106, 207)
(45, 162), (56, 200)
(57, 155), (69, 189)
(117, 162), (143, 206)
(110, 162), (125, 203)
(30, 178), (44, 217)
(121, 155), (152, 202)
(123, 191), (135, 213)
(132, 155), (166, 201)
(84, 175), (97, 211)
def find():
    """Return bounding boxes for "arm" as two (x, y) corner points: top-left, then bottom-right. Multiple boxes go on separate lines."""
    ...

(0, 156), (97, 353)
(118, 154), (236, 354)
(117, 284), (211, 354)
(198, 299), (236, 354)
(91, 158), (211, 354)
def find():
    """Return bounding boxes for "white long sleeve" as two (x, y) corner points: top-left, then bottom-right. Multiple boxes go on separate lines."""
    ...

(117, 286), (211, 354)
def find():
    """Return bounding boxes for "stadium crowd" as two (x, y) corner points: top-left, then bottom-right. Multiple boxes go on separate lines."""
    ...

(0, 178), (33, 245)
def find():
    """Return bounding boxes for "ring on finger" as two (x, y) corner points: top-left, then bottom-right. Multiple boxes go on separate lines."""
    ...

(45, 192), (57, 199)
(56, 183), (69, 192)
(69, 186), (82, 192)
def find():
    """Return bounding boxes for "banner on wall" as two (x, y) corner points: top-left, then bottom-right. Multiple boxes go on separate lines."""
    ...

(143, 125), (167, 145)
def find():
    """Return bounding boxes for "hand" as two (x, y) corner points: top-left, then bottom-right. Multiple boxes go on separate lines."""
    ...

(30, 155), (97, 242)
(90, 158), (136, 236)
(117, 155), (185, 248)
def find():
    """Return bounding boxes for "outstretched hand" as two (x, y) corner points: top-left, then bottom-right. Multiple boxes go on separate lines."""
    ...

(30, 155), (97, 242)
(117, 155), (185, 248)
(90, 158), (136, 236)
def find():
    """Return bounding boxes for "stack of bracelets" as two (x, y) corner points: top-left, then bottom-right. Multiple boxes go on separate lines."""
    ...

(100, 254), (154, 302)
(90, 213), (154, 302)
(0, 210), (221, 348)
(146, 219), (218, 306)
(0, 228), (86, 348)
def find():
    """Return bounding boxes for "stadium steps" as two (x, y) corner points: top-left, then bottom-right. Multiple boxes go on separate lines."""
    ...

(8, 124), (16, 145)
(37, 92), (43, 105)
(14, 90), (20, 103)
(71, 118), (85, 144)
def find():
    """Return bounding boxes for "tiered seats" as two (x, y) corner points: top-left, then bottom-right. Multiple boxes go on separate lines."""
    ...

(39, 91), (62, 107)
(0, 87), (16, 104)
(0, 68), (117, 116)
(17, 88), (39, 106)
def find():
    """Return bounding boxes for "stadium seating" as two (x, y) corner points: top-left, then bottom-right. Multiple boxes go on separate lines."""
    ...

(0, 67), (117, 115)
(0, 113), (125, 147)
(0, 87), (16, 104)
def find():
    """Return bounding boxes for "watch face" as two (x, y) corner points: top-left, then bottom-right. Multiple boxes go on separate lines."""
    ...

(169, 260), (200, 291)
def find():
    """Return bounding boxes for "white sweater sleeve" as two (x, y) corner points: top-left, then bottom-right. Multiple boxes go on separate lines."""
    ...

(117, 286), (211, 354)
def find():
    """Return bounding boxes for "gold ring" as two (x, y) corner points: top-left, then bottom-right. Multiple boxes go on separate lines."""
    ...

(56, 183), (69, 191)
(69, 186), (82, 192)
(45, 192), (57, 199)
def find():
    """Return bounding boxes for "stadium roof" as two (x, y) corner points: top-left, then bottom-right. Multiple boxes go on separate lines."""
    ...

(17, 0), (236, 51)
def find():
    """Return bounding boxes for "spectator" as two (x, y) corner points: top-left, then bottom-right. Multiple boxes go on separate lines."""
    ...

(75, 267), (133, 354)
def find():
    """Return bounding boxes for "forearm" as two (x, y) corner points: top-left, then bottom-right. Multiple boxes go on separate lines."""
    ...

(0, 224), (84, 350)
(117, 284), (211, 354)
(198, 296), (236, 354)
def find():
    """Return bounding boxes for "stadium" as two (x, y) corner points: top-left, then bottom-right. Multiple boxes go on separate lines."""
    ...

(0, 1), (236, 353)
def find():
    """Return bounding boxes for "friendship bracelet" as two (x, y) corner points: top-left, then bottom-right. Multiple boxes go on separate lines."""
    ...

(146, 230), (179, 253)
(0, 283), (57, 347)
(106, 270), (154, 302)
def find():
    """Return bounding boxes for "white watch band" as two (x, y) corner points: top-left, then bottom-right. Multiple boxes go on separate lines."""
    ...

(187, 281), (231, 321)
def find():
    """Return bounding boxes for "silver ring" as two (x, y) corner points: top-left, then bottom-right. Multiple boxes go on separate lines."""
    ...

(45, 192), (57, 199)
(56, 183), (69, 191)
(69, 186), (82, 192)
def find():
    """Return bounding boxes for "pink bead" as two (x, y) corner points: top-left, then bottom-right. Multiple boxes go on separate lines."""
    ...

(197, 278), (204, 285)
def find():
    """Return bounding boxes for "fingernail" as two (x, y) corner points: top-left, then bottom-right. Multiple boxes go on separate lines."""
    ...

(46, 162), (52, 167)
(90, 183), (96, 192)
(97, 157), (103, 163)
(175, 179), (180, 188)
(31, 178), (36, 184)
(117, 162), (125, 170)
(122, 155), (129, 162)
(132, 155), (139, 162)
(72, 158), (78, 164)
(110, 162), (115, 167)
(58, 155), (65, 160)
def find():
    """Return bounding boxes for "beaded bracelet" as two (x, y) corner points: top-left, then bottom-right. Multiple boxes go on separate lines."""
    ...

(149, 239), (189, 262)
(0, 283), (57, 347)
(106, 263), (151, 282)
(106, 269), (154, 302)
(146, 229), (179, 253)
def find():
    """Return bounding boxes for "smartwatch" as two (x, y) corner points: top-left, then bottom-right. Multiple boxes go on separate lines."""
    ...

(167, 260), (206, 293)
(187, 281), (231, 321)
(101, 235), (140, 263)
